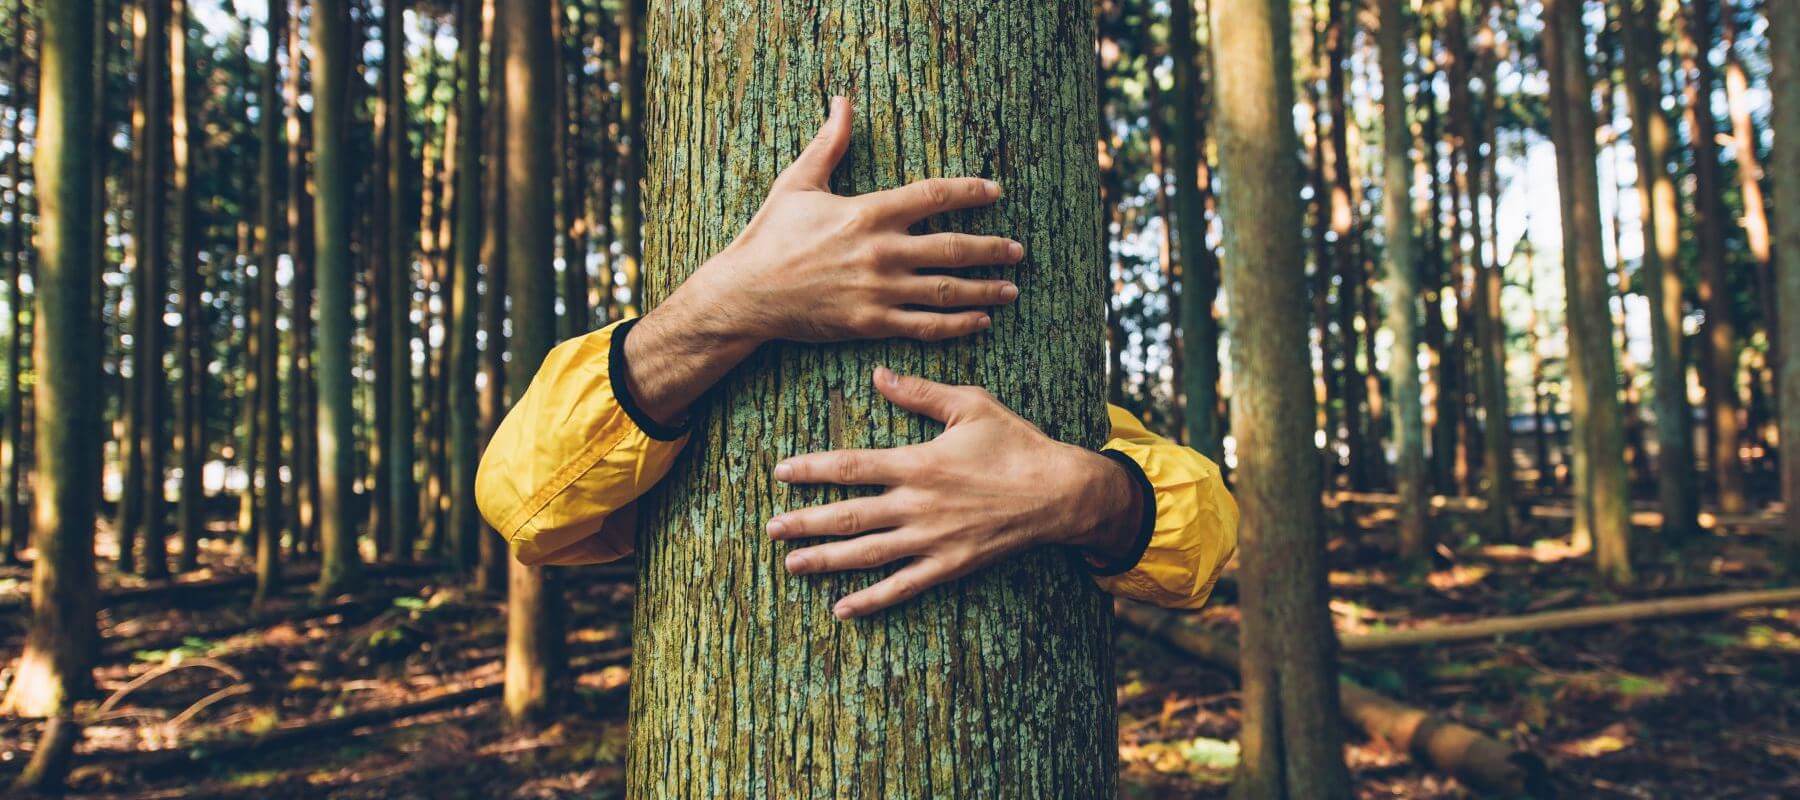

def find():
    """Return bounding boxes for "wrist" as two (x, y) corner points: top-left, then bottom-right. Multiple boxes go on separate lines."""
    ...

(1066, 447), (1153, 573)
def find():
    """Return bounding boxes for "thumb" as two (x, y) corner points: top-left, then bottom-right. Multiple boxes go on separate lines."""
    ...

(873, 367), (981, 425)
(774, 95), (851, 191)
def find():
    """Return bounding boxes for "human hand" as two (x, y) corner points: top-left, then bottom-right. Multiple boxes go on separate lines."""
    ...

(767, 368), (1144, 619)
(656, 95), (1026, 349)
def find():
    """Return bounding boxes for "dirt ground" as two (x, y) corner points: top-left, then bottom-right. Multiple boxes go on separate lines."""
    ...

(2, 502), (1796, 799)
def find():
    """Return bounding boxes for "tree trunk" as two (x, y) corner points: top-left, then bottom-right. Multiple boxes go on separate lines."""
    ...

(1, 0), (29, 565)
(557, 0), (589, 341)
(499, 0), (564, 726)
(447, 0), (483, 576)
(476, 0), (509, 596)
(171, 0), (203, 572)
(253, 0), (287, 606)
(135, 0), (171, 580)
(1377, 0), (1427, 560)
(1210, 0), (1353, 792)
(1324, 0), (1368, 492)
(1619, 0), (1700, 542)
(1720, 3), (1774, 359)
(1170, 0), (1220, 460)
(628, 2), (1115, 795)
(614, 0), (642, 316)
(312, 0), (361, 599)
(1773, 0), (1800, 568)
(384, 0), (417, 562)
(1545, 0), (1634, 586)
(1467, 9), (1512, 537)
(1680, 0), (1745, 514)
(2, 0), (101, 717)
(287, 0), (320, 557)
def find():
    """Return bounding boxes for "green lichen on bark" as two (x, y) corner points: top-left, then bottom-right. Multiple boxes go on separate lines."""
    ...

(627, 2), (1115, 796)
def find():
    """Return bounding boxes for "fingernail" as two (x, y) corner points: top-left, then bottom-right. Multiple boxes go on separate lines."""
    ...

(977, 315), (992, 329)
(774, 462), (793, 481)
(1007, 241), (1024, 261)
(832, 603), (853, 620)
(786, 553), (808, 574)
(767, 518), (788, 538)
(830, 95), (846, 117)
(874, 365), (895, 386)
(999, 283), (1019, 301)
(982, 179), (1000, 198)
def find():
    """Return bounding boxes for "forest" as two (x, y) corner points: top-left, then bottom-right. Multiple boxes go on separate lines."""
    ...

(0, 0), (1795, 796)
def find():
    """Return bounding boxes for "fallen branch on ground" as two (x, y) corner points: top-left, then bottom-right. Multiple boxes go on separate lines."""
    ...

(1339, 586), (1800, 652)
(1116, 601), (1553, 797)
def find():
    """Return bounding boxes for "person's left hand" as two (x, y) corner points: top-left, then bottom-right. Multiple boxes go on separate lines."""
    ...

(767, 368), (1145, 619)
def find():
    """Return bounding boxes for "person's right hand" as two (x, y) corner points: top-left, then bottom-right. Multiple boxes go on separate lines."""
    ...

(661, 95), (1026, 347)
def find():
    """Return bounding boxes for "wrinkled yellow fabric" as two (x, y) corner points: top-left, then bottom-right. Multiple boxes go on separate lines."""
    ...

(476, 319), (1238, 608)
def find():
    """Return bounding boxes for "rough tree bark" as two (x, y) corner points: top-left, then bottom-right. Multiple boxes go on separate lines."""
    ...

(2, 0), (101, 718)
(1545, 0), (1633, 586)
(312, 0), (361, 598)
(1377, 0), (1428, 560)
(1210, 0), (1354, 792)
(627, 2), (1115, 795)
(499, 0), (564, 725)
(1619, 0), (1700, 542)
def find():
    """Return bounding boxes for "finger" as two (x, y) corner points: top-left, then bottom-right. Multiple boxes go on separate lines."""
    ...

(773, 95), (851, 191)
(882, 309), (992, 342)
(872, 367), (993, 424)
(767, 495), (908, 540)
(861, 177), (1001, 224)
(774, 447), (918, 487)
(833, 558), (954, 619)
(892, 233), (1025, 270)
(784, 530), (926, 576)
(901, 275), (1019, 309)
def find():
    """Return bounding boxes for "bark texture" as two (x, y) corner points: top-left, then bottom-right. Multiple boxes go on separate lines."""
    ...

(3, 0), (101, 718)
(1209, 0), (1353, 792)
(627, 2), (1115, 795)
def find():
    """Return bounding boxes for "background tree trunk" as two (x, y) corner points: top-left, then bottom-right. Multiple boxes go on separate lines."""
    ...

(312, 0), (360, 598)
(1773, 0), (1799, 568)
(499, 0), (563, 726)
(385, 0), (417, 562)
(1, 0), (29, 565)
(1619, 0), (1699, 542)
(627, 2), (1116, 795)
(1170, 0), (1220, 460)
(254, 0), (286, 606)
(1377, 0), (1427, 560)
(171, 0), (204, 572)
(1545, 0), (1633, 586)
(137, 0), (170, 580)
(2, 0), (101, 718)
(614, 0), (642, 316)
(1210, 0), (1353, 793)
(447, 0), (483, 575)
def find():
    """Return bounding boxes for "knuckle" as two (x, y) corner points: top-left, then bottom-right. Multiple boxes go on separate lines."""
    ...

(891, 576), (922, 600)
(934, 277), (955, 307)
(836, 507), (861, 533)
(941, 237), (965, 264)
(923, 178), (951, 207)
(915, 318), (944, 341)
(835, 454), (860, 484)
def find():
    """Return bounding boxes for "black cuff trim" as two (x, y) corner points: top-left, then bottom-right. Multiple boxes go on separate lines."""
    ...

(1086, 449), (1157, 577)
(609, 317), (691, 442)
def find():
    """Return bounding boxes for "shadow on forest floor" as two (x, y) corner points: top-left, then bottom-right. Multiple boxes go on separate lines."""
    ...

(1, 499), (1797, 799)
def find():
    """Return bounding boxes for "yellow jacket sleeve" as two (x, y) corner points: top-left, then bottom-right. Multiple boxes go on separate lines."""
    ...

(1089, 404), (1239, 609)
(475, 318), (689, 566)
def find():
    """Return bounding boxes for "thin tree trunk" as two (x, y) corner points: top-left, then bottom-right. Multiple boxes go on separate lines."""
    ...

(254, 0), (287, 606)
(287, 0), (320, 556)
(1720, 3), (1774, 361)
(383, 0), (416, 563)
(1, 0), (29, 565)
(1170, 0), (1220, 460)
(2, 0), (102, 717)
(138, 0), (170, 580)
(172, 0), (204, 573)
(1468, 9), (1512, 537)
(1378, 0), (1427, 560)
(498, 0), (564, 727)
(447, 0), (483, 575)
(614, 0), (642, 316)
(1681, 0), (1746, 514)
(628, 2), (1117, 793)
(476, 0), (508, 595)
(1620, 0), (1700, 542)
(1545, 0), (1634, 586)
(312, 0), (361, 599)
(1210, 0), (1353, 791)
(1325, 0), (1368, 491)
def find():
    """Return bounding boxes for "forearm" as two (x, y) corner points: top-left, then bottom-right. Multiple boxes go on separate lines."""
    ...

(1057, 445), (1152, 570)
(620, 270), (763, 427)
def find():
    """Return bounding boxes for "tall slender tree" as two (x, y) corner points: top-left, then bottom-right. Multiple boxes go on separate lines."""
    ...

(1619, 0), (1699, 541)
(1169, 0), (1220, 459)
(447, 0), (483, 574)
(384, 0), (417, 561)
(1378, 0), (1427, 559)
(0, 0), (29, 565)
(137, 0), (171, 579)
(1545, 0), (1633, 585)
(498, 0), (564, 725)
(1210, 0), (1352, 791)
(614, 0), (642, 315)
(476, 0), (509, 594)
(253, 0), (286, 605)
(312, 0), (360, 598)
(171, 0), (204, 572)
(2, 0), (102, 718)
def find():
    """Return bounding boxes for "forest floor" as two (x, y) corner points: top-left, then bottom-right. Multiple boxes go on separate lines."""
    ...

(1, 499), (1797, 799)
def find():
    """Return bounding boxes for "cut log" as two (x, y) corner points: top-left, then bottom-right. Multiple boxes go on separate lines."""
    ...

(1116, 602), (1553, 797)
(1340, 586), (1800, 652)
